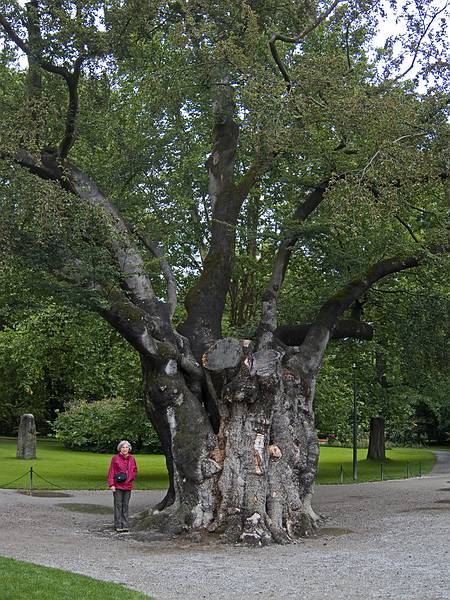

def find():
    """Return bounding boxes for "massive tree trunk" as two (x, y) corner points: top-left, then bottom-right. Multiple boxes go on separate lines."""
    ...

(136, 337), (320, 544)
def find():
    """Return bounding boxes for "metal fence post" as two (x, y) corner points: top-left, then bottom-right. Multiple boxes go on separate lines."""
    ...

(352, 363), (358, 481)
(340, 464), (344, 484)
(381, 463), (384, 481)
(419, 462), (422, 477)
(28, 466), (33, 496)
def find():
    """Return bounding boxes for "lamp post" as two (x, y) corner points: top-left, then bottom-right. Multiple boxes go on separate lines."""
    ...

(352, 362), (358, 481)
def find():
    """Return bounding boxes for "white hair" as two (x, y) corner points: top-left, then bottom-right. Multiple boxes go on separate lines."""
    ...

(117, 440), (132, 452)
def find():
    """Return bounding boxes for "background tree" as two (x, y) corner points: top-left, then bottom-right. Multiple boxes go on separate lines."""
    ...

(0, 0), (448, 543)
(0, 296), (142, 435)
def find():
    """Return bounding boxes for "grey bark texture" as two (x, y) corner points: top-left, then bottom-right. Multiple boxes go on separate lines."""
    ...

(16, 414), (36, 459)
(134, 339), (320, 545)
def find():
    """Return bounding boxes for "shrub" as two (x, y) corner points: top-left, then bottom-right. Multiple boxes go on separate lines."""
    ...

(52, 397), (161, 453)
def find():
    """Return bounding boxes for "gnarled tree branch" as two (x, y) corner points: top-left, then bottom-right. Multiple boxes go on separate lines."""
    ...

(58, 55), (84, 160)
(179, 78), (241, 355)
(275, 319), (374, 346)
(1, 146), (157, 310)
(295, 254), (422, 376)
(99, 300), (202, 380)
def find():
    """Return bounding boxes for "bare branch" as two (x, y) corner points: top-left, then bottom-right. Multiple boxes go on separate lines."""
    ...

(269, 34), (292, 88)
(1, 147), (59, 181)
(235, 150), (277, 201)
(99, 301), (201, 380)
(68, 164), (156, 307)
(318, 255), (421, 329)
(293, 254), (423, 375)
(394, 215), (421, 244)
(179, 78), (242, 355)
(271, 180), (329, 291)
(58, 55), (84, 160)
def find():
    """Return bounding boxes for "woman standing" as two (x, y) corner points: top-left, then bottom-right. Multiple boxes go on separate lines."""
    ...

(107, 440), (138, 532)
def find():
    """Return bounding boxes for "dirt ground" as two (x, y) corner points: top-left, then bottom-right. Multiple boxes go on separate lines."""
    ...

(0, 453), (449, 600)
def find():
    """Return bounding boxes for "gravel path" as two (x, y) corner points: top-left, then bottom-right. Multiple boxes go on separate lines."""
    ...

(431, 450), (450, 474)
(1, 454), (449, 600)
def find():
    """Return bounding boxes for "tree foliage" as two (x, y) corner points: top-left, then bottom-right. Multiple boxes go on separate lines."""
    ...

(0, 299), (141, 434)
(52, 396), (161, 452)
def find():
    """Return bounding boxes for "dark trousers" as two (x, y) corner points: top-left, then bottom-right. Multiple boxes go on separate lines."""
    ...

(113, 489), (131, 529)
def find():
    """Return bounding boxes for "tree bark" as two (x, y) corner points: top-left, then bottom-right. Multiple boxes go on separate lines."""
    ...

(133, 337), (320, 544)
(367, 417), (386, 460)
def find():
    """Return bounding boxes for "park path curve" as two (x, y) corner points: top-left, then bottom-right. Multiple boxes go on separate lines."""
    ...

(431, 450), (450, 474)
(1, 456), (450, 600)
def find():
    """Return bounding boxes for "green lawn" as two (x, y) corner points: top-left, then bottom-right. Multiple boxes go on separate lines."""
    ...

(0, 436), (437, 490)
(317, 445), (436, 484)
(0, 556), (152, 600)
(0, 437), (167, 490)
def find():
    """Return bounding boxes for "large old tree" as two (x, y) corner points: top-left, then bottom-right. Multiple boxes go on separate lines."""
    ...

(0, 0), (448, 543)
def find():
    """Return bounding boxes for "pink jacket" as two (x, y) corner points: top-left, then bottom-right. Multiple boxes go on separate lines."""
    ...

(107, 453), (137, 491)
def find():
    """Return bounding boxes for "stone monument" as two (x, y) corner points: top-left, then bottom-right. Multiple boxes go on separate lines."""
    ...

(16, 413), (36, 459)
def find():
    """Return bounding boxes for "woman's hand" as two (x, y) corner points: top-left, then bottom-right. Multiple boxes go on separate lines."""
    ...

(110, 485), (116, 492)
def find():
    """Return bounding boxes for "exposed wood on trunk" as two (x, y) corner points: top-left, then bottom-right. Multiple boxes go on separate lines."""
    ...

(186, 338), (321, 544)
(139, 355), (217, 529)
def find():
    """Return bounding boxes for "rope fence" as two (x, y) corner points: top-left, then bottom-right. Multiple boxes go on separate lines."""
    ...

(0, 467), (108, 494)
(0, 462), (426, 493)
(0, 471), (30, 489)
(325, 461), (424, 484)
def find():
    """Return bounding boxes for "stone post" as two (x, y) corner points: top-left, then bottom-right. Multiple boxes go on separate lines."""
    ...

(16, 413), (36, 459)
